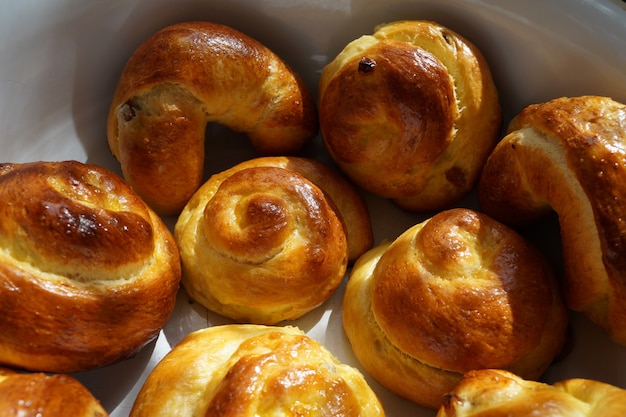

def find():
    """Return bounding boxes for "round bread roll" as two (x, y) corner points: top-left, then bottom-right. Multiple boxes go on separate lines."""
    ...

(129, 324), (384, 417)
(437, 369), (626, 416)
(0, 367), (109, 417)
(107, 21), (318, 215)
(318, 20), (501, 212)
(0, 161), (181, 373)
(175, 156), (373, 324)
(478, 96), (626, 345)
(343, 208), (568, 409)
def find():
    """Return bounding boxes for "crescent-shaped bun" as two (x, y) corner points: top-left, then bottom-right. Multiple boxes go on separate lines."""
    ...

(175, 156), (372, 324)
(129, 325), (384, 417)
(0, 367), (109, 417)
(343, 208), (568, 408)
(437, 369), (626, 417)
(319, 20), (501, 211)
(478, 95), (626, 345)
(0, 161), (181, 373)
(107, 21), (318, 215)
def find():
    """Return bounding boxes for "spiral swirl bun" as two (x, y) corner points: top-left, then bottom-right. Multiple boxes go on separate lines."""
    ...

(478, 96), (626, 345)
(0, 161), (181, 373)
(343, 208), (568, 408)
(107, 21), (318, 215)
(130, 325), (384, 417)
(203, 167), (327, 265)
(0, 367), (108, 417)
(318, 20), (501, 211)
(175, 156), (372, 324)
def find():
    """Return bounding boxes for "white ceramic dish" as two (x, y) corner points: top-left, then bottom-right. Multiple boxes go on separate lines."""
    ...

(2, 0), (626, 416)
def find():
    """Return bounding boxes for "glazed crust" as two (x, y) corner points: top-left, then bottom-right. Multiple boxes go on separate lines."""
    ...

(107, 21), (318, 215)
(174, 156), (372, 324)
(0, 161), (181, 373)
(343, 208), (568, 408)
(129, 325), (384, 417)
(437, 369), (626, 417)
(0, 367), (109, 417)
(478, 95), (626, 344)
(319, 20), (501, 211)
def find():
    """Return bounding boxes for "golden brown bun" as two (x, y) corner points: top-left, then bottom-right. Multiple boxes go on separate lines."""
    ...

(318, 20), (501, 211)
(478, 96), (626, 345)
(437, 369), (626, 417)
(107, 21), (318, 215)
(343, 208), (568, 409)
(175, 156), (373, 324)
(0, 161), (181, 373)
(130, 324), (384, 417)
(0, 367), (109, 417)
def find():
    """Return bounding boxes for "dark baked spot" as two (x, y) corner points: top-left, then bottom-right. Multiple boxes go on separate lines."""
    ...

(120, 100), (137, 122)
(445, 166), (467, 188)
(441, 393), (457, 407)
(358, 57), (376, 73)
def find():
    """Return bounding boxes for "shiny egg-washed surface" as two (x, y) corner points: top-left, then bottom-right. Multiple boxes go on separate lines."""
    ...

(0, 161), (181, 373)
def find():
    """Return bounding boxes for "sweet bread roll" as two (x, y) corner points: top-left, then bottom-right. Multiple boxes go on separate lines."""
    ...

(0, 367), (109, 417)
(175, 156), (373, 324)
(107, 21), (318, 215)
(129, 324), (384, 417)
(343, 208), (568, 408)
(478, 96), (626, 345)
(437, 369), (626, 416)
(318, 20), (501, 211)
(0, 161), (181, 373)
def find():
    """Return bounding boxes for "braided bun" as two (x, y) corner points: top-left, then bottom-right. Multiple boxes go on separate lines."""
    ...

(130, 325), (384, 417)
(319, 20), (501, 211)
(438, 369), (626, 416)
(478, 95), (626, 345)
(343, 208), (567, 408)
(0, 161), (180, 373)
(107, 21), (318, 215)
(0, 367), (109, 417)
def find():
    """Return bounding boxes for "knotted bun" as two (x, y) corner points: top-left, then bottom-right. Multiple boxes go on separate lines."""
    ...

(107, 21), (318, 215)
(343, 208), (568, 408)
(175, 156), (372, 324)
(0, 161), (181, 373)
(478, 95), (626, 345)
(318, 20), (501, 211)
(437, 369), (626, 417)
(0, 367), (109, 417)
(129, 325), (384, 417)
